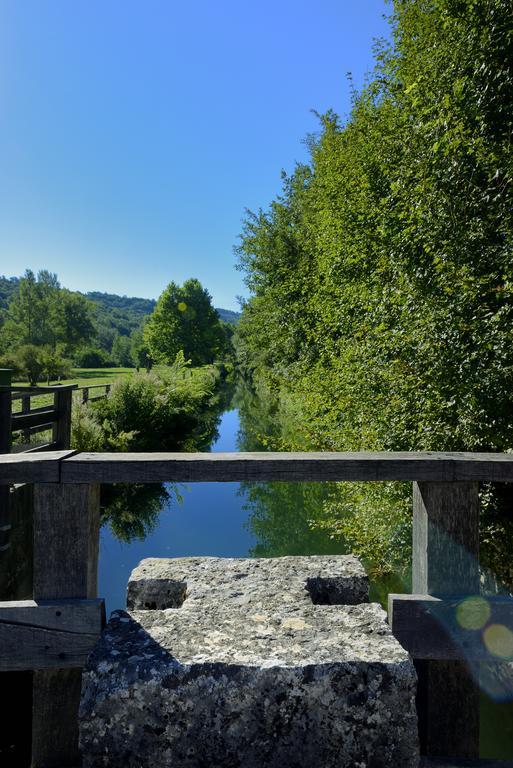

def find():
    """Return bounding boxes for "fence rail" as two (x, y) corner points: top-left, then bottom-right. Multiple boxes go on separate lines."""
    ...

(0, 382), (77, 453)
(0, 448), (512, 766)
(75, 383), (111, 404)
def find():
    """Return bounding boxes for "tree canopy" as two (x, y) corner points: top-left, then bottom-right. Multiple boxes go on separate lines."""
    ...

(144, 278), (227, 366)
(236, 0), (513, 455)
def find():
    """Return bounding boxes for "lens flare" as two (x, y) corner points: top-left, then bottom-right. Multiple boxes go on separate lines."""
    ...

(456, 596), (491, 630)
(177, 302), (187, 312)
(483, 624), (513, 660)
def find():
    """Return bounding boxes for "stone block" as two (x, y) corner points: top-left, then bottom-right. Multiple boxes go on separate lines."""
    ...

(80, 556), (418, 768)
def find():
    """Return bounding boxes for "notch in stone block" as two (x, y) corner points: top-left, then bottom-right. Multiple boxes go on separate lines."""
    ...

(127, 578), (187, 611)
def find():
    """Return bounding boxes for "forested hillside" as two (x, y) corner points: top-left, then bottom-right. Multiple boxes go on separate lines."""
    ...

(235, 0), (513, 581)
(0, 272), (237, 377)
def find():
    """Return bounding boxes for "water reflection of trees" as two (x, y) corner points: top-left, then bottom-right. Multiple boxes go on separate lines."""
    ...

(236, 379), (513, 600)
(235, 380), (412, 601)
(235, 380), (349, 557)
(241, 481), (345, 557)
(102, 378), (235, 543)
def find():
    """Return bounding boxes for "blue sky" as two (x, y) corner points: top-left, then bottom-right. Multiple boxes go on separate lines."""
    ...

(0, 1), (389, 309)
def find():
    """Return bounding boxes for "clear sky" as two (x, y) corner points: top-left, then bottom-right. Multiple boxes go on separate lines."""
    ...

(0, 0), (389, 310)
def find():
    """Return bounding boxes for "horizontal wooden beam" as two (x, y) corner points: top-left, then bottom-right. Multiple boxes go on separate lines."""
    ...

(23, 441), (59, 453)
(5, 450), (513, 485)
(75, 384), (109, 391)
(7, 384), (78, 398)
(0, 450), (76, 484)
(12, 408), (57, 431)
(61, 450), (513, 484)
(0, 598), (105, 671)
(389, 594), (513, 662)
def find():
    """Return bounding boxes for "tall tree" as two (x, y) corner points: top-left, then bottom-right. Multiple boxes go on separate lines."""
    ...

(144, 279), (226, 365)
(0, 270), (95, 355)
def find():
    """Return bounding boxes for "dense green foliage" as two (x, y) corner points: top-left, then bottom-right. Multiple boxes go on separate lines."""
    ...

(145, 279), (228, 366)
(71, 354), (222, 452)
(72, 356), (231, 542)
(235, 0), (513, 581)
(0, 272), (236, 377)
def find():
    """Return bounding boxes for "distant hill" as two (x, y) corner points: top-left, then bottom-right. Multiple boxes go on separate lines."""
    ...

(215, 307), (241, 324)
(0, 276), (20, 312)
(0, 276), (240, 349)
(84, 291), (156, 318)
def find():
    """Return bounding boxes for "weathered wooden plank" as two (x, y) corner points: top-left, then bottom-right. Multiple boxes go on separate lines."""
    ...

(32, 669), (83, 768)
(11, 408), (57, 431)
(23, 441), (59, 453)
(0, 370), (12, 556)
(0, 484), (33, 600)
(60, 450), (513, 484)
(413, 482), (480, 595)
(389, 594), (513, 662)
(0, 451), (75, 484)
(3, 449), (513, 487)
(7, 384), (77, 396)
(33, 483), (100, 600)
(0, 599), (105, 671)
(412, 481), (480, 759)
(53, 387), (73, 449)
(32, 482), (101, 768)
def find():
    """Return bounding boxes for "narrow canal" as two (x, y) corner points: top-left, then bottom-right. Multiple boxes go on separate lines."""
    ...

(98, 395), (402, 614)
(99, 408), (256, 613)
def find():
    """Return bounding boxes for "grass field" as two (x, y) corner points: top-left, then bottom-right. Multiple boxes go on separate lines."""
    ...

(15, 367), (135, 389)
(11, 368), (135, 416)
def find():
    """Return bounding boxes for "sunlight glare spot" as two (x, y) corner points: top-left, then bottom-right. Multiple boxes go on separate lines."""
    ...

(456, 596), (491, 630)
(483, 624), (513, 660)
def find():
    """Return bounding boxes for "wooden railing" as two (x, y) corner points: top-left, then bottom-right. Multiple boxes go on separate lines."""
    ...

(1, 450), (513, 766)
(0, 379), (77, 455)
(75, 383), (111, 405)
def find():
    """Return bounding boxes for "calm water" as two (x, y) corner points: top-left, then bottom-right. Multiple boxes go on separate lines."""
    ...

(98, 408), (256, 613)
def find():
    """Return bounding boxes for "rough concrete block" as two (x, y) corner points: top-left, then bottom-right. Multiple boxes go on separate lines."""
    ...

(80, 556), (418, 768)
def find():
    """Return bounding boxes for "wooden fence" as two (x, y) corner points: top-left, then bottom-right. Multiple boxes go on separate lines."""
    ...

(1, 450), (513, 766)
(75, 383), (111, 405)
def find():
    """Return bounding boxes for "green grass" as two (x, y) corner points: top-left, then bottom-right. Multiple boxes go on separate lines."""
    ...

(11, 368), (135, 417)
(13, 367), (134, 390)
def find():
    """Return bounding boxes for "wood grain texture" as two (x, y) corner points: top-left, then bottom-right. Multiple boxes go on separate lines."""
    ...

(412, 482), (481, 759)
(11, 407), (58, 431)
(416, 659), (480, 759)
(4, 449), (513, 485)
(0, 450), (75, 485)
(60, 450), (513, 484)
(32, 482), (101, 768)
(33, 483), (101, 601)
(52, 388), (73, 450)
(32, 669), (83, 768)
(0, 484), (33, 600)
(389, 594), (513, 662)
(413, 482), (480, 595)
(0, 599), (105, 671)
(0, 387), (11, 552)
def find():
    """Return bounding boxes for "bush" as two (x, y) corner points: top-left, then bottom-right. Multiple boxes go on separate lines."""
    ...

(72, 354), (221, 453)
(74, 347), (116, 368)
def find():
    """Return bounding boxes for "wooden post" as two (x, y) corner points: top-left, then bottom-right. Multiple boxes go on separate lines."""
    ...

(21, 394), (31, 445)
(52, 388), (73, 449)
(0, 369), (12, 554)
(82, 387), (89, 405)
(31, 482), (100, 768)
(412, 481), (480, 759)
